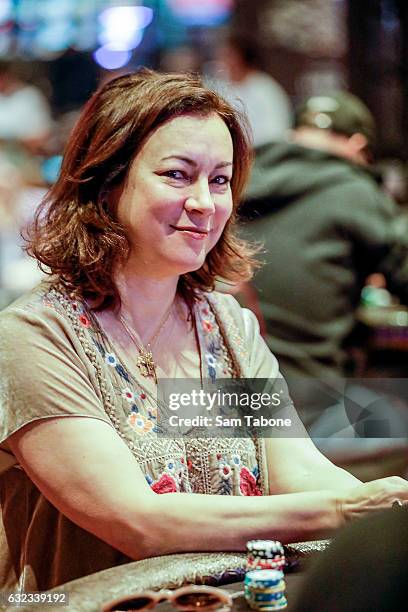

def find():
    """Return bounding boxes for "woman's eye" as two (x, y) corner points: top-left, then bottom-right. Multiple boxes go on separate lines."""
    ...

(212, 175), (231, 185)
(163, 170), (187, 180)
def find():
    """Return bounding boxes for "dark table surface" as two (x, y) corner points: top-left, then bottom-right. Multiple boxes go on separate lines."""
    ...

(158, 572), (306, 611)
(6, 550), (319, 611)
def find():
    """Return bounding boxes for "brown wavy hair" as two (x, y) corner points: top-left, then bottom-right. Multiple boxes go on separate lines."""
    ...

(26, 68), (258, 310)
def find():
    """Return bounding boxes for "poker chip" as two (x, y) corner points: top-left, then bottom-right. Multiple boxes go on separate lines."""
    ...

(246, 540), (286, 571)
(244, 570), (287, 610)
(245, 569), (284, 588)
(247, 540), (285, 557)
(247, 555), (285, 570)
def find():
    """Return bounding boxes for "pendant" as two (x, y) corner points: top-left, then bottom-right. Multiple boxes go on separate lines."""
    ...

(136, 345), (157, 384)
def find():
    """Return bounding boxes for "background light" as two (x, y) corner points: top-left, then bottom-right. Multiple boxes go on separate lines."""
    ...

(167, 0), (233, 25)
(99, 28), (143, 51)
(93, 45), (132, 70)
(98, 5), (153, 51)
(35, 23), (75, 52)
(0, 0), (11, 24)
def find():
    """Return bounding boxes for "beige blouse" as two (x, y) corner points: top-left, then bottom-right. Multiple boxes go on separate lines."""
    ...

(0, 282), (290, 591)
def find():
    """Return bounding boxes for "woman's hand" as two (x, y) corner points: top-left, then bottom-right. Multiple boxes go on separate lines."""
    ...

(341, 476), (408, 521)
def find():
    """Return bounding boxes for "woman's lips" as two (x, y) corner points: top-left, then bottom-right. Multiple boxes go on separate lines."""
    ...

(171, 226), (209, 240)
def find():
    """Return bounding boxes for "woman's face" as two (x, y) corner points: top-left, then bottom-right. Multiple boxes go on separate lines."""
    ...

(114, 112), (234, 278)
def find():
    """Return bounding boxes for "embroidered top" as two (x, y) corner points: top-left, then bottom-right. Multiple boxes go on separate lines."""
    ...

(0, 282), (291, 591)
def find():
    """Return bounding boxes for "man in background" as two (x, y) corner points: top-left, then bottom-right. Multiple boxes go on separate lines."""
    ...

(240, 92), (408, 429)
(210, 33), (293, 147)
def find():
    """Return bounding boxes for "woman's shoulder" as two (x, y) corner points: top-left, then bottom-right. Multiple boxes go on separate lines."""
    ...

(199, 289), (280, 380)
(0, 280), (78, 339)
(200, 290), (260, 340)
(2, 280), (57, 311)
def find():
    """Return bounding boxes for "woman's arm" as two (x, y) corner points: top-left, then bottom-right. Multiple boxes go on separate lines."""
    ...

(262, 404), (361, 493)
(236, 305), (362, 493)
(265, 436), (361, 494)
(10, 417), (408, 559)
(10, 416), (408, 561)
(8, 416), (339, 558)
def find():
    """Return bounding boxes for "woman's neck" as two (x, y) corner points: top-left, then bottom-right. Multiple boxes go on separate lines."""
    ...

(114, 269), (179, 345)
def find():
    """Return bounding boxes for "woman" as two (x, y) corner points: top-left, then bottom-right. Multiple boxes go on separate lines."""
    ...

(0, 69), (407, 592)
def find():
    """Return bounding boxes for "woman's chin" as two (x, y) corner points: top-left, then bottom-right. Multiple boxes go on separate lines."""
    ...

(171, 254), (207, 276)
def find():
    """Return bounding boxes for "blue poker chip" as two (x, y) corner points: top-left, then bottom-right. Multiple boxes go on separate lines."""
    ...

(245, 586), (288, 611)
(254, 601), (287, 611)
(245, 569), (284, 589)
(252, 591), (286, 602)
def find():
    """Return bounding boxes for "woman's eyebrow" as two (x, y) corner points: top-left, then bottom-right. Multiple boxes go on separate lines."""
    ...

(160, 155), (233, 169)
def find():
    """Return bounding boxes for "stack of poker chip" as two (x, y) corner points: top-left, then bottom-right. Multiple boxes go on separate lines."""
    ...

(246, 540), (286, 572)
(244, 569), (287, 610)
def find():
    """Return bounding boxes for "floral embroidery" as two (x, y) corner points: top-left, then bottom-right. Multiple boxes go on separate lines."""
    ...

(105, 352), (118, 367)
(202, 319), (214, 333)
(175, 462), (187, 488)
(151, 473), (177, 494)
(115, 364), (130, 382)
(94, 340), (105, 356)
(128, 413), (154, 433)
(239, 466), (262, 496)
(148, 405), (157, 418)
(215, 454), (232, 495)
(157, 458), (188, 491)
(93, 333), (156, 431)
(206, 354), (216, 368)
(121, 387), (135, 403)
(220, 463), (232, 480)
(198, 301), (227, 382)
(204, 353), (217, 382)
(71, 301), (84, 314)
(78, 314), (91, 328)
(45, 288), (262, 497)
(166, 460), (175, 473)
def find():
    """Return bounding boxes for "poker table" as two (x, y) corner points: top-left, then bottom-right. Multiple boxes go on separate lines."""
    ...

(158, 573), (306, 611)
(7, 543), (328, 612)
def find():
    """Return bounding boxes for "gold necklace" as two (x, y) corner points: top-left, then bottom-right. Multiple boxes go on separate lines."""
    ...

(119, 305), (173, 384)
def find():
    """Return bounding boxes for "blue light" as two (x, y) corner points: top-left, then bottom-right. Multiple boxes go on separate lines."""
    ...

(99, 28), (143, 51)
(167, 0), (233, 26)
(41, 155), (63, 185)
(35, 22), (75, 52)
(98, 5), (153, 51)
(93, 45), (132, 70)
(0, 0), (11, 24)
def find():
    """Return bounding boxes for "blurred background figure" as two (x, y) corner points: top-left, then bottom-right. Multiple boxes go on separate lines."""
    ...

(241, 92), (408, 385)
(160, 45), (201, 74)
(239, 92), (408, 458)
(209, 32), (293, 146)
(0, 61), (52, 306)
(0, 60), (52, 152)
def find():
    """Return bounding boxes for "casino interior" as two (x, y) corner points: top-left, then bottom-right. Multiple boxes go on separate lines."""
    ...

(0, 1), (408, 610)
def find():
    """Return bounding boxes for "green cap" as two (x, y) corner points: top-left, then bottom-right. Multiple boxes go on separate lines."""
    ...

(295, 92), (376, 146)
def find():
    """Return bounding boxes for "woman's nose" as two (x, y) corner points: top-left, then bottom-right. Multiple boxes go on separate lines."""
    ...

(184, 182), (215, 215)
